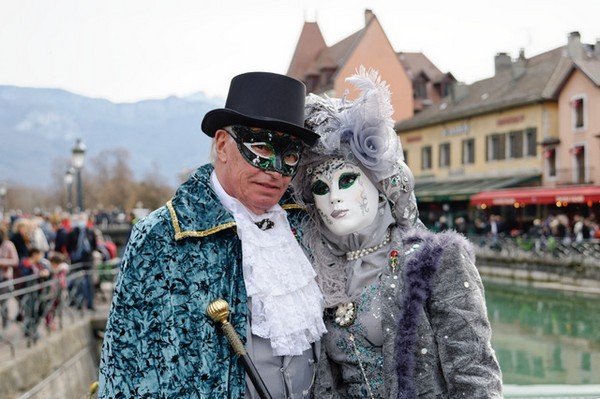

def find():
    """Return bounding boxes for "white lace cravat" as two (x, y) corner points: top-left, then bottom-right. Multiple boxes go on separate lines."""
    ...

(211, 172), (326, 356)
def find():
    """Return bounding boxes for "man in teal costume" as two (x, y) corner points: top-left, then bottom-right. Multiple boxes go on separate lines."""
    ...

(98, 72), (326, 398)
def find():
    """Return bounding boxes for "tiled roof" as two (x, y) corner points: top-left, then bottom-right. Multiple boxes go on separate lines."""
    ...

(288, 16), (371, 91)
(287, 22), (328, 80)
(396, 47), (574, 131)
(398, 52), (445, 81)
(576, 58), (600, 86)
(327, 29), (364, 69)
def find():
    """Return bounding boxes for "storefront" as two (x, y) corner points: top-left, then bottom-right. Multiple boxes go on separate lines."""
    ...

(470, 185), (600, 208)
(414, 175), (540, 231)
(470, 185), (600, 232)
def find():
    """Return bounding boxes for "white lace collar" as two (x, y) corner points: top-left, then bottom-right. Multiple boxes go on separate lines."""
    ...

(211, 171), (326, 356)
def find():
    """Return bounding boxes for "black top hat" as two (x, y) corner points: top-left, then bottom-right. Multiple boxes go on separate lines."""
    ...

(201, 72), (319, 145)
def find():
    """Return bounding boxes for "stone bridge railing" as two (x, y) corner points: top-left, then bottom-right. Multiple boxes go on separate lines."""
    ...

(0, 260), (119, 399)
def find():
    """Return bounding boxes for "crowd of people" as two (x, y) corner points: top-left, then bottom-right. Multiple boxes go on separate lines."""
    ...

(430, 212), (600, 244)
(0, 210), (118, 339)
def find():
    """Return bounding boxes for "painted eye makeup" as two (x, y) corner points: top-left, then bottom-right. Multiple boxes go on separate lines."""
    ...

(339, 172), (360, 189)
(311, 180), (330, 196)
(311, 172), (360, 196)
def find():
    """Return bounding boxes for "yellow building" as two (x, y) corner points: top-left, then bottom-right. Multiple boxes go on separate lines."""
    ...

(396, 32), (600, 230)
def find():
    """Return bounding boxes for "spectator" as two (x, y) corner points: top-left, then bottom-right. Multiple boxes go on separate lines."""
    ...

(45, 253), (70, 330)
(10, 218), (31, 260)
(66, 213), (97, 311)
(573, 214), (591, 242)
(54, 215), (72, 256)
(0, 225), (19, 328)
(17, 247), (50, 341)
(552, 214), (570, 243)
(30, 214), (50, 257)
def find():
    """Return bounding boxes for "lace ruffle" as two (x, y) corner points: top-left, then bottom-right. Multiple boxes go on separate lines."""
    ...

(211, 172), (326, 356)
(237, 209), (327, 355)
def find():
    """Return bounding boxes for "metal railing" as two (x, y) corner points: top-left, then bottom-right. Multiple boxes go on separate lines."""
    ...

(0, 258), (120, 359)
(471, 234), (600, 271)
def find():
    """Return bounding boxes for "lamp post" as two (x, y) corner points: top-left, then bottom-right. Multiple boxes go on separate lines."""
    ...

(0, 182), (7, 218)
(64, 167), (75, 214)
(71, 138), (86, 212)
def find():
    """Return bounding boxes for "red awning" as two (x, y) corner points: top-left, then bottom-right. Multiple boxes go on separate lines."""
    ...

(470, 185), (600, 206)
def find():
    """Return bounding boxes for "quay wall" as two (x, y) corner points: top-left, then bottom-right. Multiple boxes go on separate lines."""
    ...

(475, 248), (600, 293)
(0, 319), (102, 399)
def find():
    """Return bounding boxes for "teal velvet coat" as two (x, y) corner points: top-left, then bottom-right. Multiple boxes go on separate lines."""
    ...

(98, 164), (307, 398)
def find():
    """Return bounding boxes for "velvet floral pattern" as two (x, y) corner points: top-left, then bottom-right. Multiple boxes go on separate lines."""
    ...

(98, 164), (308, 398)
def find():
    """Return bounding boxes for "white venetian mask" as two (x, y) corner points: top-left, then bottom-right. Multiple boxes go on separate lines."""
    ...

(311, 158), (379, 236)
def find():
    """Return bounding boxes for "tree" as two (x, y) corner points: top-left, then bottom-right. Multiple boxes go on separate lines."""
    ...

(135, 161), (175, 211)
(88, 148), (137, 211)
(2, 147), (175, 216)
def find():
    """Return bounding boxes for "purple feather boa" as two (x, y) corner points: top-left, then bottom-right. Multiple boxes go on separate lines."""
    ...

(394, 233), (445, 399)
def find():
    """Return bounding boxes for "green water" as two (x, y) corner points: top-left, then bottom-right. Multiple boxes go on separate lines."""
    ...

(485, 279), (600, 386)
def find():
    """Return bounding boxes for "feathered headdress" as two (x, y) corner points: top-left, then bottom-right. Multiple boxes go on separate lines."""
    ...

(295, 66), (420, 230)
(304, 67), (400, 180)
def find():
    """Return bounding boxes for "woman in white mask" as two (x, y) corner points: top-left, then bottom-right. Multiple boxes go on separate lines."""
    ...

(293, 67), (503, 398)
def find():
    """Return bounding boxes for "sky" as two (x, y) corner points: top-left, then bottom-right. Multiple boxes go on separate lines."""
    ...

(1, 0), (598, 103)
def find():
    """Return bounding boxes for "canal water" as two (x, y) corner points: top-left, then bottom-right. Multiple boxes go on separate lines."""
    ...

(485, 277), (600, 393)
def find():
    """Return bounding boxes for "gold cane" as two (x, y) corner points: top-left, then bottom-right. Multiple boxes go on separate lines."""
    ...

(207, 299), (272, 399)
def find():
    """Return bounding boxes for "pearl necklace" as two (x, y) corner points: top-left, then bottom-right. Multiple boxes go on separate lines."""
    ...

(345, 229), (391, 261)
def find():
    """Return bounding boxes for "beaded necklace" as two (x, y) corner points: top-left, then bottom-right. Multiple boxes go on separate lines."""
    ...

(345, 228), (391, 261)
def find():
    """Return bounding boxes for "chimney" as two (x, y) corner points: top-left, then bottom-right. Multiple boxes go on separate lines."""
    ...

(568, 31), (583, 60)
(450, 82), (469, 103)
(494, 52), (511, 75)
(365, 9), (374, 25)
(512, 48), (526, 80)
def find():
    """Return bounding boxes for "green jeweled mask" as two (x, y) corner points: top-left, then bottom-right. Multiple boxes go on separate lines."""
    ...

(229, 125), (304, 177)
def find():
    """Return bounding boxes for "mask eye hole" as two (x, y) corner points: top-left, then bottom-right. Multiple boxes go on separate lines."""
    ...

(311, 180), (329, 196)
(283, 151), (300, 167)
(339, 172), (360, 189)
(243, 142), (274, 160)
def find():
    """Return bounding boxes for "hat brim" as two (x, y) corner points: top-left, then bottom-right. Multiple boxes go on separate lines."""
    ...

(202, 108), (319, 146)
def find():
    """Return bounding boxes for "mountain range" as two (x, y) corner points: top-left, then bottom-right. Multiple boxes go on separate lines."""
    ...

(0, 85), (223, 188)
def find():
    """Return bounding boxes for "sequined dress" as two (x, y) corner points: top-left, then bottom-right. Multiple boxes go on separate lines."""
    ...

(323, 281), (386, 398)
(312, 215), (503, 397)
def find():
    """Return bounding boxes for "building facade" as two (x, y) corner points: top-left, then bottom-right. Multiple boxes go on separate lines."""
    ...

(396, 32), (600, 231)
(287, 9), (453, 122)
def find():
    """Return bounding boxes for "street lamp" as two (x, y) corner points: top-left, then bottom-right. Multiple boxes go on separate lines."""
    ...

(0, 182), (7, 218)
(71, 138), (86, 212)
(64, 167), (75, 214)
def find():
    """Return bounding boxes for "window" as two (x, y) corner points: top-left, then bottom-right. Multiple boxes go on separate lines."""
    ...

(508, 130), (523, 158)
(462, 138), (475, 164)
(545, 148), (556, 177)
(439, 142), (451, 168)
(414, 79), (427, 99)
(572, 96), (585, 129)
(305, 75), (319, 93)
(421, 146), (432, 170)
(525, 128), (537, 156)
(486, 133), (506, 161)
